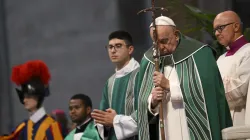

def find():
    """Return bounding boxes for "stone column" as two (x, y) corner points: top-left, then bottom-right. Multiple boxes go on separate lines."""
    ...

(0, 0), (13, 134)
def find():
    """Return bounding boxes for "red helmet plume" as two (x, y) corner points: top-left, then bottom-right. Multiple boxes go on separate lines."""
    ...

(11, 60), (51, 86)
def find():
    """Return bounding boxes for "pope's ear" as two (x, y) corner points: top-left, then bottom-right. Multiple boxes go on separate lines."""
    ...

(174, 30), (180, 40)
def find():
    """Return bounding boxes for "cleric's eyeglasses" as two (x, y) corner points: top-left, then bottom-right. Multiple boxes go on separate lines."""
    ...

(213, 22), (234, 34)
(105, 43), (130, 51)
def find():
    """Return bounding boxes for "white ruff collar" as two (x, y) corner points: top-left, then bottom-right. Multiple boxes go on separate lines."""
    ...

(30, 107), (46, 123)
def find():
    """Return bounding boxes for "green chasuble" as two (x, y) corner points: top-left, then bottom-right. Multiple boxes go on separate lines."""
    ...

(134, 33), (233, 140)
(64, 120), (101, 140)
(99, 68), (139, 140)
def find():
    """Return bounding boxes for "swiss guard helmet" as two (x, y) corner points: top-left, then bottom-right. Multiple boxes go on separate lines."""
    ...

(11, 60), (51, 108)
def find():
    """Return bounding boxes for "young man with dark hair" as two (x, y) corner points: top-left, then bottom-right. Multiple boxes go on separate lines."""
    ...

(65, 93), (101, 140)
(0, 60), (65, 140)
(92, 30), (139, 140)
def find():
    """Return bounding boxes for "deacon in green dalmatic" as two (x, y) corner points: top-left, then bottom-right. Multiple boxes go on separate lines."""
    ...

(92, 30), (139, 140)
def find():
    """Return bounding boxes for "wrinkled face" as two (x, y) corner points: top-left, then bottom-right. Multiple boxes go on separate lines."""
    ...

(23, 95), (38, 112)
(213, 18), (238, 47)
(69, 99), (90, 124)
(106, 38), (133, 65)
(150, 26), (179, 55)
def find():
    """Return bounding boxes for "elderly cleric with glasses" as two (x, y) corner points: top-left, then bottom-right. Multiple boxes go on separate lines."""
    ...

(214, 10), (250, 127)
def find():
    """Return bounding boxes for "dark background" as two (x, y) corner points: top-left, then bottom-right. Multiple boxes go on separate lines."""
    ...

(1, 0), (249, 134)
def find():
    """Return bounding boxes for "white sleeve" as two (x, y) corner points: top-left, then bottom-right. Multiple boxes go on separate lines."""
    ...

(113, 115), (138, 140)
(245, 82), (250, 125)
(148, 94), (159, 116)
(148, 80), (178, 116)
(95, 123), (105, 140)
(223, 54), (250, 108)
